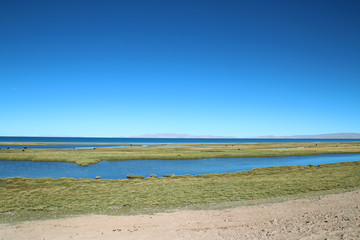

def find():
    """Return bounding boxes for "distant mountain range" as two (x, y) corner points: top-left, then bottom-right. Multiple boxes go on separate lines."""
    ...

(130, 133), (360, 139)
(256, 133), (360, 139)
(130, 133), (236, 138)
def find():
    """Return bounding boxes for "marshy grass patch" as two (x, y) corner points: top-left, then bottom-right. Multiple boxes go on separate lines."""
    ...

(0, 161), (359, 223)
(1, 142), (360, 223)
(126, 174), (145, 180)
(1, 141), (359, 166)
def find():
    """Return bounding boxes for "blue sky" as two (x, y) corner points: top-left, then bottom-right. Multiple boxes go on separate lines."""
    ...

(1, 0), (359, 137)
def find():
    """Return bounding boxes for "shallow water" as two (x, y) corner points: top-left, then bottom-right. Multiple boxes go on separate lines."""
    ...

(188, 144), (246, 147)
(0, 145), (127, 149)
(1, 154), (359, 179)
(276, 147), (309, 149)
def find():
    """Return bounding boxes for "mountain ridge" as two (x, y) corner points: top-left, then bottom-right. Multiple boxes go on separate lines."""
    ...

(130, 133), (236, 138)
(130, 133), (360, 139)
(256, 133), (360, 139)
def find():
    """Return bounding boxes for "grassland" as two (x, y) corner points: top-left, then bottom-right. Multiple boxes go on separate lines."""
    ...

(1, 141), (360, 223)
(1, 141), (360, 166)
(1, 161), (359, 223)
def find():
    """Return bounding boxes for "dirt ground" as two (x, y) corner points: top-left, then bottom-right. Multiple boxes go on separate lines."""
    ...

(1, 190), (359, 240)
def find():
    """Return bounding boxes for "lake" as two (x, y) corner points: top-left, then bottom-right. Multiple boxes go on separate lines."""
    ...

(0, 145), (127, 149)
(1, 136), (359, 149)
(1, 136), (360, 144)
(1, 153), (359, 179)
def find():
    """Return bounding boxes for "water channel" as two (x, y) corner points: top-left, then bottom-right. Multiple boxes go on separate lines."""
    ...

(1, 153), (359, 179)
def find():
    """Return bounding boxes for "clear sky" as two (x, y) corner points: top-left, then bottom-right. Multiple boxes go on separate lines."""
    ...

(1, 0), (359, 138)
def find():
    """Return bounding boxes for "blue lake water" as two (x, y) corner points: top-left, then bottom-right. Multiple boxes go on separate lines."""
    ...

(1, 154), (359, 179)
(1, 136), (360, 144)
(0, 145), (128, 149)
(1, 137), (359, 149)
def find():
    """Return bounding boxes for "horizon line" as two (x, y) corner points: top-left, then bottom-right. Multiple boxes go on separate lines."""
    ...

(1, 133), (360, 140)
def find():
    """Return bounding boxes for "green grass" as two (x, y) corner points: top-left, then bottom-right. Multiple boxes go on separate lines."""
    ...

(1, 142), (360, 166)
(126, 174), (145, 179)
(1, 141), (359, 223)
(1, 161), (359, 223)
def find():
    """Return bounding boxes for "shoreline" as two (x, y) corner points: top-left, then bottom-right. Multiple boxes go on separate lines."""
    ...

(1, 142), (360, 227)
(1, 161), (359, 224)
(1, 189), (359, 239)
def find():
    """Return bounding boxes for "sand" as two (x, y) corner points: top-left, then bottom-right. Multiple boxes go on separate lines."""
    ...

(1, 190), (359, 240)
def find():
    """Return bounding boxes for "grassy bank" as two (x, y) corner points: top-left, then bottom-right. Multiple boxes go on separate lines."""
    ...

(0, 142), (360, 166)
(1, 161), (359, 223)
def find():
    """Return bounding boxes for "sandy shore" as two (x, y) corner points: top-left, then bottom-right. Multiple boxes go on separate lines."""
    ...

(1, 190), (359, 240)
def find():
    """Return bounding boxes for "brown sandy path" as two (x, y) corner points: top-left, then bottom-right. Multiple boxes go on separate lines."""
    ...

(1, 190), (359, 240)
